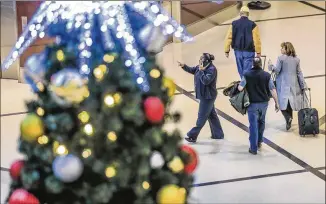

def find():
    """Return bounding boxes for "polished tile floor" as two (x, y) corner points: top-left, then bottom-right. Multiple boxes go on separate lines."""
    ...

(1, 1), (325, 203)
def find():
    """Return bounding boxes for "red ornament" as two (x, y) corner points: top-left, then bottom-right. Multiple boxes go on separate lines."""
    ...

(9, 189), (40, 204)
(10, 160), (25, 180)
(144, 97), (165, 123)
(181, 145), (198, 174)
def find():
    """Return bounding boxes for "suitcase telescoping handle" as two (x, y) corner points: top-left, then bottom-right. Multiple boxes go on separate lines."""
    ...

(302, 88), (312, 109)
(252, 55), (267, 70)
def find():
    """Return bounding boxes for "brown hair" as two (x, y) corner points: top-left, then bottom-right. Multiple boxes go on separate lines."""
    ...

(281, 42), (296, 57)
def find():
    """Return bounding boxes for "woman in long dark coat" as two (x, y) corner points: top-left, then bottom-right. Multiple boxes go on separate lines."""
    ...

(268, 42), (308, 130)
(178, 53), (224, 143)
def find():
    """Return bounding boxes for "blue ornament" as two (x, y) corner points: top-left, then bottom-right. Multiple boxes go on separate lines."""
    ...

(24, 53), (46, 92)
(49, 68), (88, 107)
(52, 154), (83, 183)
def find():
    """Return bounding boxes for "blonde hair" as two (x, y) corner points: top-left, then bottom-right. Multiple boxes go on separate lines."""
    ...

(240, 6), (250, 16)
(281, 42), (296, 57)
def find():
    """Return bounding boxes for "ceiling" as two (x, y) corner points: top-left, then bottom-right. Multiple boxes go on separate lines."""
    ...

(161, 1), (237, 26)
(181, 1), (237, 26)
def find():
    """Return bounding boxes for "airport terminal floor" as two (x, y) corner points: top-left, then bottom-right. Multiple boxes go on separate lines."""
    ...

(1, 1), (325, 203)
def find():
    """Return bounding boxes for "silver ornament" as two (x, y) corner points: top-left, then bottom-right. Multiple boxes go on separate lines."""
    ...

(49, 69), (88, 107)
(24, 53), (46, 84)
(52, 154), (83, 183)
(139, 24), (167, 53)
(150, 151), (165, 169)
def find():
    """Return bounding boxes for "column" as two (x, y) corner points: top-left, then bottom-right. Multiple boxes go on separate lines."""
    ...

(171, 1), (181, 43)
(0, 1), (19, 79)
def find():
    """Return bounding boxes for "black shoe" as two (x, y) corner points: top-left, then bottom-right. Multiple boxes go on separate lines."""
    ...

(258, 142), (262, 150)
(185, 137), (196, 143)
(249, 149), (257, 155)
(286, 118), (292, 131)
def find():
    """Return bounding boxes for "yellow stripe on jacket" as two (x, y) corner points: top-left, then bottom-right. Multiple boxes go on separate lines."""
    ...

(252, 26), (261, 54)
(224, 25), (233, 53)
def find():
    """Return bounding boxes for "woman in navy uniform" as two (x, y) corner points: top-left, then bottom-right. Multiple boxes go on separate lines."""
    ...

(178, 53), (224, 143)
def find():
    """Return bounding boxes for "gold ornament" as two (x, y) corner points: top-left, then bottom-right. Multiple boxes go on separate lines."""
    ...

(56, 50), (65, 62)
(163, 77), (176, 97)
(98, 64), (108, 72)
(150, 69), (161, 78)
(82, 148), (92, 158)
(157, 184), (186, 204)
(36, 107), (45, 116)
(93, 64), (108, 81)
(78, 111), (90, 124)
(107, 131), (117, 142)
(168, 156), (184, 173)
(113, 93), (122, 104)
(103, 54), (115, 63)
(20, 114), (44, 142)
(37, 135), (49, 145)
(105, 166), (116, 178)
(142, 181), (150, 190)
(93, 67), (104, 81)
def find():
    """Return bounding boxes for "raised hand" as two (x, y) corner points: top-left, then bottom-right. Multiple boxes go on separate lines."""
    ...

(177, 61), (184, 67)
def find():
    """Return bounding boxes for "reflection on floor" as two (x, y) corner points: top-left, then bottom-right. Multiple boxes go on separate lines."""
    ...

(1, 1), (325, 203)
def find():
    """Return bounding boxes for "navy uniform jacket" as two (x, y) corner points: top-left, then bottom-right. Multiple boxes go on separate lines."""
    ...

(182, 64), (217, 100)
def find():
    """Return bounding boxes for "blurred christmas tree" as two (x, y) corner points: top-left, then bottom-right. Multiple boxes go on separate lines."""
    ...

(2, 2), (198, 204)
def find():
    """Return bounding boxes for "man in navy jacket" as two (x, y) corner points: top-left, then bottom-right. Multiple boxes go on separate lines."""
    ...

(224, 6), (262, 78)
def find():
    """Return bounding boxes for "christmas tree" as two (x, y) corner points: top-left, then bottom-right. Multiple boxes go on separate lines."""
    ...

(2, 2), (198, 204)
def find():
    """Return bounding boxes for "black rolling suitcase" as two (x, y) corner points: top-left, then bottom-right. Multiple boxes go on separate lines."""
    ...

(298, 88), (319, 137)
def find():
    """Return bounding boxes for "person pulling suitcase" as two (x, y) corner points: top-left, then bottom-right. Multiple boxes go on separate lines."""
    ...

(298, 88), (320, 137)
(268, 42), (308, 131)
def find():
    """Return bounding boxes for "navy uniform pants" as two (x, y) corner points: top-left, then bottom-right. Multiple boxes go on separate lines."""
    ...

(187, 98), (224, 140)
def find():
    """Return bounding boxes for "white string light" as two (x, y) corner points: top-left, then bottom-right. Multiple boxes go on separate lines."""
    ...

(1, 1), (193, 92)
(78, 13), (93, 75)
